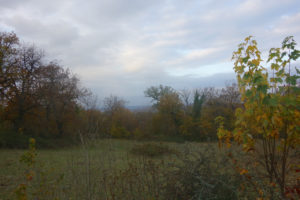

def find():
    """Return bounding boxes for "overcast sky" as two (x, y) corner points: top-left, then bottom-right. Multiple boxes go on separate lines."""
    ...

(1, 0), (300, 106)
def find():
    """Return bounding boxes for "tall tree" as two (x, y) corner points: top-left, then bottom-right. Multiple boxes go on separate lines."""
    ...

(0, 32), (19, 103)
(4, 45), (43, 131)
(0, 31), (89, 146)
(192, 90), (205, 119)
(144, 85), (175, 107)
(35, 62), (84, 137)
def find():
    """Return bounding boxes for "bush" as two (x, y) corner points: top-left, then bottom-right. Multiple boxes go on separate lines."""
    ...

(164, 145), (241, 200)
(0, 127), (78, 149)
(0, 128), (30, 148)
(110, 125), (131, 138)
(101, 159), (166, 199)
(130, 143), (178, 157)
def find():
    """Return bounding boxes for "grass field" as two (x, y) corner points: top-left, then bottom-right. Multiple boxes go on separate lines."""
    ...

(0, 139), (261, 199)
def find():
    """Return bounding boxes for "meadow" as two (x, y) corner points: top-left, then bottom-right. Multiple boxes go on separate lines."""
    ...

(0, 139), (246, 200)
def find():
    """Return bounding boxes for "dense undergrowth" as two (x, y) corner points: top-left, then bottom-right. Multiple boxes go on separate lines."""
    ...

(0, 139), (260, 200)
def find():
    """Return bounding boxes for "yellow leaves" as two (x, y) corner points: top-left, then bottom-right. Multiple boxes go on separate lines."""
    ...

(225, 133), (232, 148)
(251, 59), (260, 66)
(247, 45), (256, 54)
(216, 116), (233, 148)
(242, 139), (255, 152)
(29, 138), (36, 147)
(294, 109), (300, 118)
(256, 114), (262, 122)
(240, 168), (249, 175)
(224, 36), (300, 199)
(235, 107), (243, 117)
(217, 128), (232, 148)
(233, 130), (243, 144)
(271, 115), (283, 128)
(215, 116), (225, 126)
(242, 143), (250, 152)
(269, 130), (279, 138)
(245, 36), (253, 42)
(271, 63), (280, 70)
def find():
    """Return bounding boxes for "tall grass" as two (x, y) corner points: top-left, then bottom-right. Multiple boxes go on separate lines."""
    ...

(0, 139), (252, 199)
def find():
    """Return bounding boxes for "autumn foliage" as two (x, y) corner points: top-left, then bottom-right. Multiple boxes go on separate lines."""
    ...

(217, 36), (300, 199)
(0, 32), (89, 147)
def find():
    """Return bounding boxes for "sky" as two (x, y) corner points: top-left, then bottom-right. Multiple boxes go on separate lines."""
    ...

(0, 0), (300, 106)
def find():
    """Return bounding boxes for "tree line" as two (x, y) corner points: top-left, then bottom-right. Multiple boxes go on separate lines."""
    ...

(0, 32), (92, 147)
(1, 31), (241, 147)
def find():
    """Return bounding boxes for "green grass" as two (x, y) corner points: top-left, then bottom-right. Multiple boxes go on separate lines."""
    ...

(0, 139), (239, 199)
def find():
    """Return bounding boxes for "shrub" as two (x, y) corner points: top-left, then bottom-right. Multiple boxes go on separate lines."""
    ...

(164, 145), (241, 200)
(130, 143), (178, 157)
(0, 128), (29, 148)
(101, 159), (166, 199)
(110, 125), (131, 138)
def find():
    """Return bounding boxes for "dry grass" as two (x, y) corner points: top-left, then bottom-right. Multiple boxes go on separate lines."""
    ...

(1, 139), (292, 199)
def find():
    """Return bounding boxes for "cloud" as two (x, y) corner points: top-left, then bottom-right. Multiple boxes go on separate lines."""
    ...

(0, 0), (299, 105)
(165, 47), (227, 69)
(5, 15), (79, 46)
(271, 12), (300, 37)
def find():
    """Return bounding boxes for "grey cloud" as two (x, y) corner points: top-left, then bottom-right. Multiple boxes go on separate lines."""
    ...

(67, 0), (165, 27)
(0, 0), (299, 105)
(5, 15), (79, 47)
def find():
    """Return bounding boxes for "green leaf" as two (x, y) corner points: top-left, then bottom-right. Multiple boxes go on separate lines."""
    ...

(245, 90), (252, 98)
(282, 36), (296, 49)
(257, 84), (268, 94)
(262, 96), (270, 105)
(276, 77), (283, 83)
(291, 86), (300, 94)
(283, 96), (297, 107)
(290, 50), (300, 60)
(263, 120), (268, 127)
(286, 75), (299, 85)
(280, 52), (287, 59)
(271, 63), (280, 70)
(267, 96), (279, 107)
(253, 74), (264, 84)
(242, 57), (250, 64)
(243, 72), (251, 81)
(270, 77), (283, 83)
(246, 108), (254, 115)
(276, 69), (285, 77)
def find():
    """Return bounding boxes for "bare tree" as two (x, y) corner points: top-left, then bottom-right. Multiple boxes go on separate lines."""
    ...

(179, 89), (192, 115)
(103, 95), (126, 116)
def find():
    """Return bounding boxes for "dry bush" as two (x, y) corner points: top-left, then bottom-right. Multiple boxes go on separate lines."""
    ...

(164, 145), (241, 200)
(129, 143), (179, 157)
(100, 158), (166, 200)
